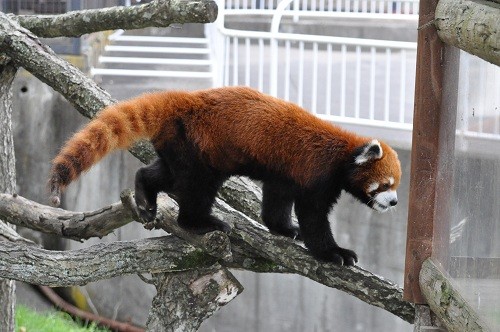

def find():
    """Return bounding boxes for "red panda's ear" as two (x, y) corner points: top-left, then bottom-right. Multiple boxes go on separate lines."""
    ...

(354, 140), (383, 165)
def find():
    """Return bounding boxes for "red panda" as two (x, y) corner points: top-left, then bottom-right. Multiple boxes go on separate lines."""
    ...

(49, 86), (401, 266)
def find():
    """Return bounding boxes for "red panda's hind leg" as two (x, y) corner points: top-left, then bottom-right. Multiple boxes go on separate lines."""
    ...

(134, 158), (175, 224)
(176, 171), (231, 234)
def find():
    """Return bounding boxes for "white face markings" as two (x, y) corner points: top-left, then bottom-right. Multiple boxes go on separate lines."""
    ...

(369, 177), (398, 212)
(373, 190), (398, 212)
(388, 177), (395, 186)
(367, 182), (379, 194)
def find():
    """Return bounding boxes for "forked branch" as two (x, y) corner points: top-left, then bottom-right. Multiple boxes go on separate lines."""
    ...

(0, 192), (415, 323)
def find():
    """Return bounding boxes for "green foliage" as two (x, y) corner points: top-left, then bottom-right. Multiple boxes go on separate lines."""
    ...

(15, 305), (109, 332)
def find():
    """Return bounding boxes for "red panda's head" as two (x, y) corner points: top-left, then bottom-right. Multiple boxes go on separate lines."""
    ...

(346, 139), (401, 212)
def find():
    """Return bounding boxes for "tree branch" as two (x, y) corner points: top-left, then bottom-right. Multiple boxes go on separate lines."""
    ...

(0, 51), (18, 332)
(0, 235), (218, 287)
(419, 258), (491, 332)
(0, 193), (133, 241)
(0, 11), (157, 163)
(0, 192), (415, 323)
(435, 0), (500, 66)
(0, 12), (113, 115)
(12, 0), (217, 38)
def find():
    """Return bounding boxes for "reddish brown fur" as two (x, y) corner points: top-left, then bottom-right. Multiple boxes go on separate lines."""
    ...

(49, 86), (399, 200)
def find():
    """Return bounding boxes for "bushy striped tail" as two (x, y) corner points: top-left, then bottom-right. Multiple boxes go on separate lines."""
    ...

(48, 93), (169, 206)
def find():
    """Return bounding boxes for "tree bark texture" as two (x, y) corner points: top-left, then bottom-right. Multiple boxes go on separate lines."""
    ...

(0, 61), (17, 332)
(146, 267), (243, 331)
(0, 193), (134, 241)
(419, 258), (491, 332)
(13, 0), (217, 38)
(0, 235), (219, 287)
(413, 305), (446, 332)
(0, 191), (416, 323)
(435, 0), (500, 66)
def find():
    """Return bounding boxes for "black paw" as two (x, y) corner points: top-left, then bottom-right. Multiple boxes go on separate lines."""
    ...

(313, 247), (358, 266)
(269, 224), (302, 241)
(133, 189), (158, 224)
(335, 247), (358, 266)
(178, 215), (231, 234)
(137, 204), (157, 224)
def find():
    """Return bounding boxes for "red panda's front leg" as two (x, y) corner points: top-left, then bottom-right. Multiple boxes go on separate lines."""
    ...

(294, 193), (358, 266)
(261, 181), (301, 240)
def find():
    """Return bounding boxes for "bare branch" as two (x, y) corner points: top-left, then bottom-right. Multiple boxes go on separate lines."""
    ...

(0, 236), (217, 287)
(12, 0), (217, 38)
(435, 0), (500, 66)
(0, 191), (414, 323)
(0, 12), (113, 115)
(0, 192), (232, 261)
(0, 11), (156, 163)
(420, 258), (491, 332)
(213, 199), (416, 324)
(0, 193), (133, 241)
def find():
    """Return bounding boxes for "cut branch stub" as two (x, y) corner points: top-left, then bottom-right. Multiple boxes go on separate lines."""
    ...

(146, 267), (243, 332)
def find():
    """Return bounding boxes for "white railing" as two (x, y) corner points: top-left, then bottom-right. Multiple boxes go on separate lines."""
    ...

(225, 0), (419, 14)
(206, 0), (418, 148)
(209, 0), (500, 154)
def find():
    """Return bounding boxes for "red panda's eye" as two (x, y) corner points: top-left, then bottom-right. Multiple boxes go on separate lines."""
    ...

(381, 183), (390, 190)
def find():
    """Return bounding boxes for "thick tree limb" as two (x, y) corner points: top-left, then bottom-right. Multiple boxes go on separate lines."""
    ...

(0, 236), (218, 287)
(0, 193), (133, 241)
(419, 258), (491, 332)
(435, 0), (500, 66)
(0, 192), (415, 323)
(12, 0), (217, 38)
(0, 11), (156, 165)
(0, 54), (17, 332)
(146, 267), (243, 331)
(213, 198), (416, 324)
(0, 12), (113, 116)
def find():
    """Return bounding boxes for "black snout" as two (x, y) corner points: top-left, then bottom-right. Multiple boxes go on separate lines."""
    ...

(389, 199), (398, 207)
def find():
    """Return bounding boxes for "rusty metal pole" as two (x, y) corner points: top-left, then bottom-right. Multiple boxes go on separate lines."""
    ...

(403, 0), (458, 304)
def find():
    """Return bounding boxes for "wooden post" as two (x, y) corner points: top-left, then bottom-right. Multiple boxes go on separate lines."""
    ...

(403, 0), (459, 304)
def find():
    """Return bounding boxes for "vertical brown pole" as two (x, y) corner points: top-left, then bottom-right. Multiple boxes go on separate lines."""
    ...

(403, 0), (458, 303)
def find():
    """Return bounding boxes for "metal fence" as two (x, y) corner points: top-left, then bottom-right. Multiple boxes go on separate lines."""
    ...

(207, 0), (418, 148)
(224, 0), (419, 14)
